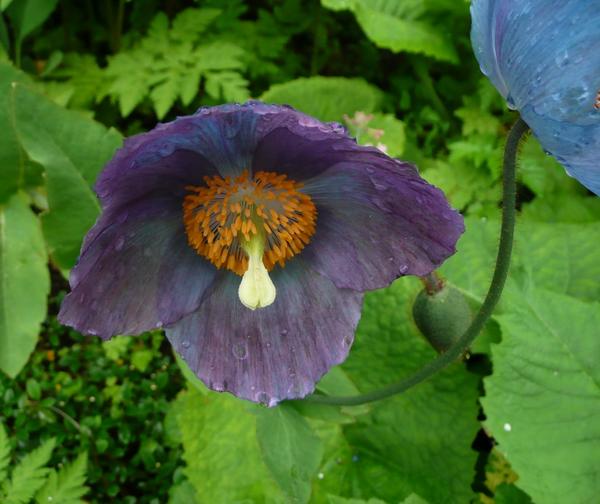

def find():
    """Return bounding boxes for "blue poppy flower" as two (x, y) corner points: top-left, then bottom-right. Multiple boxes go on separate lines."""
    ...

(59, 102), (463, 405)
(471, 0), (600, 194)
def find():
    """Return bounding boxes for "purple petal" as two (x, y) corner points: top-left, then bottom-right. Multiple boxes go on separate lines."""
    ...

(300, 151), (464, 291)
(59, 196), (216, 339)
(165, 259), (363, 405)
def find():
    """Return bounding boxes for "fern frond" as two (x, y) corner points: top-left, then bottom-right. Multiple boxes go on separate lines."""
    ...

(2, 438), (55, 504)
(35, 452), (88, 504)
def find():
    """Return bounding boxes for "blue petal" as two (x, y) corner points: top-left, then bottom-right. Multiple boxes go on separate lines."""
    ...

(165, 259), (363, 405)
(471, 0), (600, 193)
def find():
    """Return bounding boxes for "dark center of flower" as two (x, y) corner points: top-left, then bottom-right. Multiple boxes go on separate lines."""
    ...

(183, 170), (317, 309)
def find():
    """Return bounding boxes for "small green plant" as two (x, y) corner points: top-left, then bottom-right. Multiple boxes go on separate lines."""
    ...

(0, 424), (88, 504)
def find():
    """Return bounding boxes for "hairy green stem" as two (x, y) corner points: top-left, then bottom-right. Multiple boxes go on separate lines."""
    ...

(302, 117), (530, 407)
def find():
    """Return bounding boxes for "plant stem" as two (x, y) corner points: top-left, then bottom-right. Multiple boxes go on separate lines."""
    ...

(302, 117), (529, 407)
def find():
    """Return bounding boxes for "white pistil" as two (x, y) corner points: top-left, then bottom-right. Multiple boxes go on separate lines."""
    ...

(238, 234), (276, 310)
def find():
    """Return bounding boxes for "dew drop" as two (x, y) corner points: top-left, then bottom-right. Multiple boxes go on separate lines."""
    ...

(503, 422), (512, 432)
(256, 391), (270, 405)
(115, 237), (125, 251)
(317, 472), (325, 480)
(399, 264), (409, 274)
(366, 167), (375, 174)
(280, 329), (288, 336)
(182, 340), (191, 349)
(232, 341), (248, 360)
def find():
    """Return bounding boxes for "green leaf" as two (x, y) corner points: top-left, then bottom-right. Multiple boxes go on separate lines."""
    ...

(482, 286), (600, 504)
(337, 277), (480, 503)
(0, 0), (14, 12)
(321, 0), (458, 63)
(2, 438), (55, 504)
(173, 389), (283, 503)
(102, 11), (247, 118)
(12, 83), (121, 270)
(0, 423), (10, 483)
(6, 0), (59, 44)
(0, 62), (29, 203)
(344, 112), (406, 157)
(0, 193), (49, 377)
(255, 404), (324, 503)
(261, 76), (384, 122)
(441, 218), (600, 305)
(327, 497), (388, 504)
(35, 452), (88, 504)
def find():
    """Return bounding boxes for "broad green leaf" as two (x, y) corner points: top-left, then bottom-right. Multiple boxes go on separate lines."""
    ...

(35, 452), (88, 504)
(0, 423), (9, 483)
(6, 0), (59, 43)
(327, 497), (388, 504)
(0, 193), (49, 377)
(482, 286), (600, 504)
(12, 83), (121, 270)
(0, 0), (14, 12)
(321, 0), (458, 63)
(521, 192), (600, 223)
(344, 113), (406, 157)
(337, 277), (480, 503)
(441, 217), (600, 304)
(0, 62), (29, 203)
(2, 438), (55, 504)
(256, 404), (324, 503)
(261, 77), (384, 122)
(173, 389), (283, 503)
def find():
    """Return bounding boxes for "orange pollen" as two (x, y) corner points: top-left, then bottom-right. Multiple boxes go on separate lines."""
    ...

(183, 170), (317, 275)
(595, 90), (600, 110)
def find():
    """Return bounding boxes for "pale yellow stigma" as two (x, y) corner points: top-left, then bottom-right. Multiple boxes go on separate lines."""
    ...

(238, 234), (276, 310)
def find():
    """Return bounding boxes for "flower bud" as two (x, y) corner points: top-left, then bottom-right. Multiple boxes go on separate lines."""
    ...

(412, 285), (472, 353)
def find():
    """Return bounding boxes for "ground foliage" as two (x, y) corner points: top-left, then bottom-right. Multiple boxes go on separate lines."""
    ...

(0, 0), (598, 503)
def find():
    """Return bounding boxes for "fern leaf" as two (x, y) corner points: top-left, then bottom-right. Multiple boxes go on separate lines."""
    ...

(171, 8), (222, 43)
(2, 438), (55, 504)
(0, 423), (10, 483)
(150, 79), (179, 119)
(204, 71), (249, 102)
(35, 452), (88, 504)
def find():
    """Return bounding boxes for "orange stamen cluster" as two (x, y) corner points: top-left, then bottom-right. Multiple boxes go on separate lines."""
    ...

(595, 90), (600, 110)
(183, 170), (317, 275)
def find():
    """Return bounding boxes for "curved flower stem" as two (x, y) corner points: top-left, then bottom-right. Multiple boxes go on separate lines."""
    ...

(303, 117), (530, 407)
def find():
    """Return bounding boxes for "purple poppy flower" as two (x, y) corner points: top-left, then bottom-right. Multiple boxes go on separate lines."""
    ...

(471, 0), (600, 194)
(59, 102), (463, 405)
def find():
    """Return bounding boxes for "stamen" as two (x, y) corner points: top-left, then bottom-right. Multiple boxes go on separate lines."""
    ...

(595, 90), (600, 110)
(182, 170), (317, 308)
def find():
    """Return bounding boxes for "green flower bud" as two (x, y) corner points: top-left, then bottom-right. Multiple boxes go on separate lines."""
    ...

(412, 285), (472, 353)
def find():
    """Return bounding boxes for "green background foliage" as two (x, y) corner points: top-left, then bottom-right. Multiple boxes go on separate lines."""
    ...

(0, 0), (598, 503)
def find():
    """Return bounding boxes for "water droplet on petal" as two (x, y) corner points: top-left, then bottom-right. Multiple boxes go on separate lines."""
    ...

(182, 340), (191, 349)
(232, 341), (248, 359)
(256, 391), (270, 405)
(280, 329), (288, 336)
(115, 237), (125, 251)
(399, 264), (409, 274)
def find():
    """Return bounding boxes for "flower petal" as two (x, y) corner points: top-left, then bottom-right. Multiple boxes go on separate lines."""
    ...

(96, 102), (349, 210)
(165, 259), (363, 405)
(59, 196), (216, 339)
(301, 152), (464, 291)
(471, 0), (600, 194)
